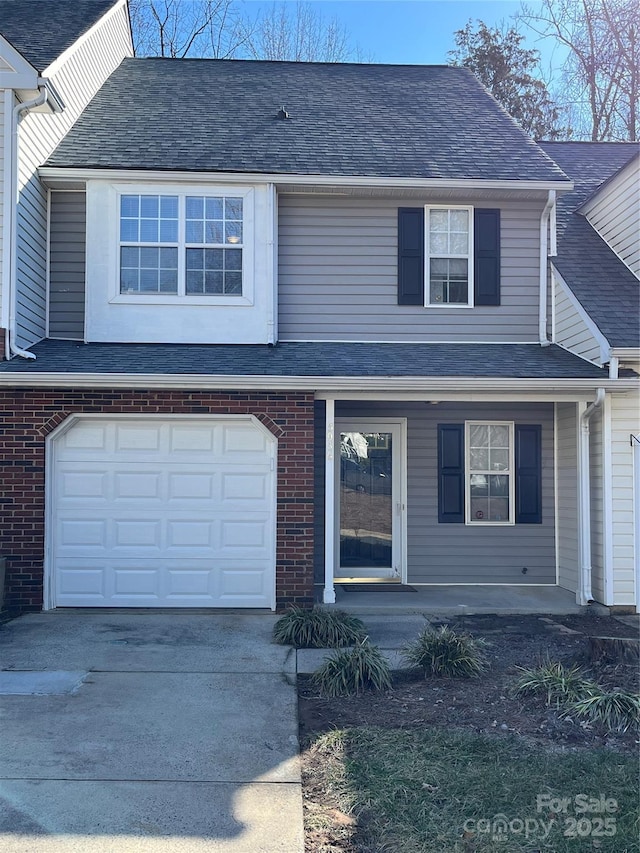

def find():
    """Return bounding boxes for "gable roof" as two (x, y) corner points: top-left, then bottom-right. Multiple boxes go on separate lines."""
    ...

(46, 58), (569, 183)
(0, 0), (120, 72)
(540, 142), (640, 349)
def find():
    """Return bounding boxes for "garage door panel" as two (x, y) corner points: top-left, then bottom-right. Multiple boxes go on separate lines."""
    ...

(51, 417), (276, 608)
(221, 472), (269, 501)
(169, 424), (215, 452)
(58, 470), (108, 500)
(56, 513), (273, 559)
(57, 565), (106, 599)
(221, 423), (271, 458)
(59, 519), (107, 548)
(61, 423), (109, 452)
(114, 471), (162, 499)
(56, 558), (273, 607)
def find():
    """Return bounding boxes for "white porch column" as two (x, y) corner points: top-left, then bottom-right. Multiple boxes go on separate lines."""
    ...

(323, 397), (336, 604)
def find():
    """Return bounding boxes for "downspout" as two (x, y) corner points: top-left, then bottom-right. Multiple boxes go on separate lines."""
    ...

(6, 87), (49, 360)
(578, 387), (605, 605)
(538, 190), (556, 347)
(608, 356), (619, 379)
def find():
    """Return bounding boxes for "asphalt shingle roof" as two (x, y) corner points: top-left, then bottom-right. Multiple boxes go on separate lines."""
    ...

(0, 0), (119, 72)
(46, 58), (569, 182)
(539, 142), (640, 349)
(0, 341), (613, 379)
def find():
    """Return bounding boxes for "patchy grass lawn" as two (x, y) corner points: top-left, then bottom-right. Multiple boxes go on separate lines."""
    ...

(302, 726), (639, 852)
(300, 615), (640, 852)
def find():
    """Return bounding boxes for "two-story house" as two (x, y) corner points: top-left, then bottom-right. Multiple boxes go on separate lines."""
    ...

(0, 8), (637, 615)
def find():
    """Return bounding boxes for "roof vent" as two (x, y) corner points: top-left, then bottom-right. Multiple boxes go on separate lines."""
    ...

(276, 106), (290, 120)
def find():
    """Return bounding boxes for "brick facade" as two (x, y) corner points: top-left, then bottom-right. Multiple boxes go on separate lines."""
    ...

(0, 388), (315, 613)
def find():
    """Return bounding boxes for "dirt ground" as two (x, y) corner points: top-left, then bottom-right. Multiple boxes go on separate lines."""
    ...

(299, 613), (640, 754)
(299, 613), (639, 852)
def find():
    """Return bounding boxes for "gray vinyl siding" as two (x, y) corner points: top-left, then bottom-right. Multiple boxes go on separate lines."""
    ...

(556, 403), (579, 594)
(13, 3), (131, 348)
(554, 275), (603, 363)
(582, 157), (640, 277)
(336, 401), (556, 583)
(278, 195), (543, 342)
(49, 192), (86, 339)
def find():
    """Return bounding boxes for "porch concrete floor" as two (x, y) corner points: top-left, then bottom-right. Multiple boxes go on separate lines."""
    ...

(331, 584), (606, 616)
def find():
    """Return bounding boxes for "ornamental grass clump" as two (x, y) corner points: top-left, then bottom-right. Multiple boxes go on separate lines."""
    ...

(272, 605), (366, 648)
(565, 690), (640, 734)
(311, 639), (393, 697)
(513, 660), (598, 708)
(402, 624), (488, 678)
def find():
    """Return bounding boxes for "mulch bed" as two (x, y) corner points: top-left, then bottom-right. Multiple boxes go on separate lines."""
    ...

(299, 613), (640, 753)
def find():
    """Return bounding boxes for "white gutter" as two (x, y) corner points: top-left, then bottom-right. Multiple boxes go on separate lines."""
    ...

(578, 387), (605, 605)
(6, 87), (48, 360)
(539, 190), (556, 347)
(0, 373), (635, 393)
(38, 165), (574, 194)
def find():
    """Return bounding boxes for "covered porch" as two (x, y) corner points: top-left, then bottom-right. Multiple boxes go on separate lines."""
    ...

(331, 582), (600, 616)
(315, 385), (613, 611)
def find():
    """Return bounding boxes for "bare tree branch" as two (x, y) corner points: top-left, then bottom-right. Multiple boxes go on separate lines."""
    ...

(519, 0), (639, 140)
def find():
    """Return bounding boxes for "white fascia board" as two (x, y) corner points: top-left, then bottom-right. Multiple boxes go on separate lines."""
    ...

(552, 264), (611, 363)
(611, 347), (640, 359)
(41, 0), (132, 77)
(0, 373), (635, 393)
(38, 166), (574, 194)
(0, 36), (39, 89)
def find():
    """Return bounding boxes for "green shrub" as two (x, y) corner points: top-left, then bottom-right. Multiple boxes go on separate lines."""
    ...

(402, 624), (488, 678)
(513, 660), (598, 708)
(311, 639), (392, 697)
(566, 690), (640, 733)
(272, 605), (366, 648)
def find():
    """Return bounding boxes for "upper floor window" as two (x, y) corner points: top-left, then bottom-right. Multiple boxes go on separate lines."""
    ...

(397, 206), (500, 308)
(119, 192), (246, 297)
(426, 206), (473, 306)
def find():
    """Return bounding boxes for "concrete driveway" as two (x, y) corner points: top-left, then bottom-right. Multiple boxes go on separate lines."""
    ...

(0, 612), (303, 852)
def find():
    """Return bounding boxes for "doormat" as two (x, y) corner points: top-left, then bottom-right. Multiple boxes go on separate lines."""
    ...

(340, 584), (417, 593)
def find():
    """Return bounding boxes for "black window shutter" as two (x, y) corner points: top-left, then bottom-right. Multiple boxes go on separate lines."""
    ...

(438, 424), (465, 523)
(398, 207), (424, 305)
(474, 208), (500, 306)
(515, 424), (542, 524)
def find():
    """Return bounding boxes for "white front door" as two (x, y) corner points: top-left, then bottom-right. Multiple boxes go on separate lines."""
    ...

(334, 420), (405, 582)
(47, 416), (276, 609)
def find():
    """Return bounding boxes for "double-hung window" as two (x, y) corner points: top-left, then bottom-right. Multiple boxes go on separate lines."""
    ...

(466, 421), (514, 525)
(397, 206), (500, 307)
(119, 191), (247, 299)
(426, 206), (473, 306)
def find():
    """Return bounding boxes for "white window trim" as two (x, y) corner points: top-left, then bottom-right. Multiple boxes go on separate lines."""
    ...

(109, 183), (255, 307)
(425, 204), (474, 308)
(465, 420), (515, 526)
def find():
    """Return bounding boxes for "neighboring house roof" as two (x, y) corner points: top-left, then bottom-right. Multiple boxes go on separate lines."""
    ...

(0, 340), (613, 379)
(0, 0), (119, 72)
(46, 58), (569, 182)
(540, 142), (640, 349)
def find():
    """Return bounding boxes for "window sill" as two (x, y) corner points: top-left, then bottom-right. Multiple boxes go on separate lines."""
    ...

(110, 294), (254, 307)
(426, 303), (474, 309)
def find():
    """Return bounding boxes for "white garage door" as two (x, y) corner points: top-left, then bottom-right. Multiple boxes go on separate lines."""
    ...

(48, 417), (276, 608)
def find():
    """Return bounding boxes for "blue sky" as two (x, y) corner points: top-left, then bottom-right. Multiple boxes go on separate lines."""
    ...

(243, 1), (564, 72)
